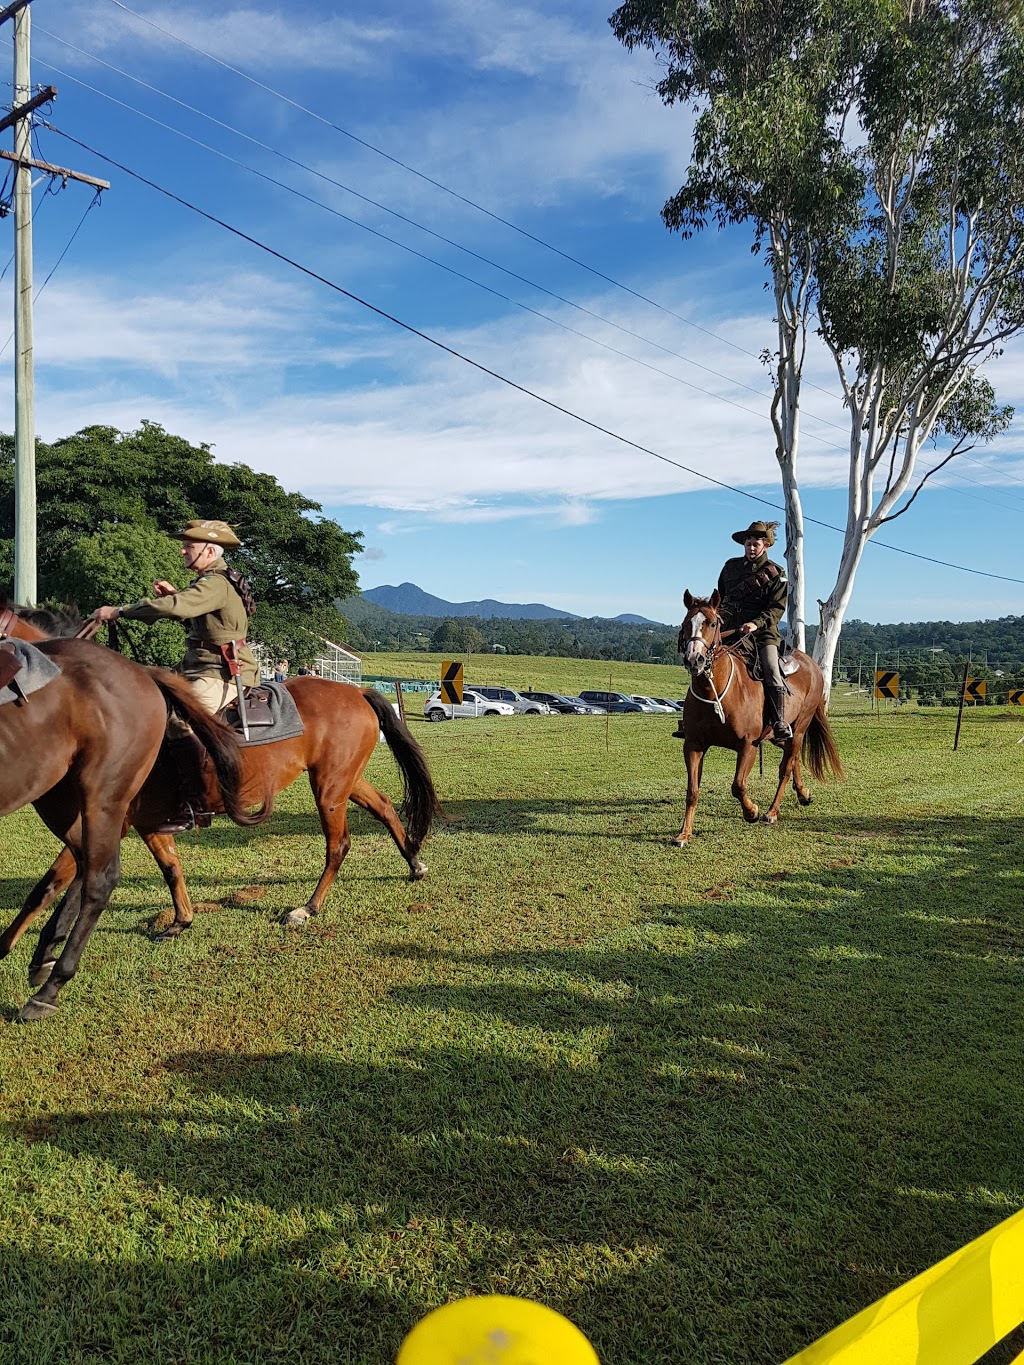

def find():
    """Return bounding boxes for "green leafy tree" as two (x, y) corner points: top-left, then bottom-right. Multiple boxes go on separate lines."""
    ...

(60, 522), (188, 667)
(611, 0), (1024, 694)
(0, 422), (363, 660)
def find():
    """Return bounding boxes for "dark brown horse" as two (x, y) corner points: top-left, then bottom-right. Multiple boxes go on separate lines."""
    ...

(0, 609), (263, 1020)
(0, 603), (441, 954)
(674, 589), (843, 845)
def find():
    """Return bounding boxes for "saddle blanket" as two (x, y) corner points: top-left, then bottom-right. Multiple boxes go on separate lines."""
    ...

(224, 680), (304, 747)
(0, 639), (61, 705)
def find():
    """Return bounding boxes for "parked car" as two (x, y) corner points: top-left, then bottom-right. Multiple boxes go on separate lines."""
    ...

(651, 697), (686, 712)
(519, 690), (603, 715)
(470, 685), (552, 715)
(423, 689), (515, 721)
(577, 690), (644, 713)
(631, 695), (676, 713)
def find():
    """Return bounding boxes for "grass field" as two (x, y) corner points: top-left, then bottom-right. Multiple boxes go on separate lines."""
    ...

(1, 659), (1022, 1364)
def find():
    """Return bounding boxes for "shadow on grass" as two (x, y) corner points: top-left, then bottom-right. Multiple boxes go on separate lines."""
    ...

(3, 814), (1021, 1364)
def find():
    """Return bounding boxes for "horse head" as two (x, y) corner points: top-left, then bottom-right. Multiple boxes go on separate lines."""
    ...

(679, 590), (722, 672)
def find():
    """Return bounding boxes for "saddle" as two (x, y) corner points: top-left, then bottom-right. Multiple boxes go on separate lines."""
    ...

(0, 642), (26, 698)
(222, 685), (275, 733)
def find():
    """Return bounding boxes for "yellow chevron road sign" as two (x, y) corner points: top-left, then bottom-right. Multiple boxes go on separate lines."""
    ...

(1009, 688), (1024, 706)
(964, 677), (986, 703)
(874, 670), (899, 700)
(439, 659), (463, 705)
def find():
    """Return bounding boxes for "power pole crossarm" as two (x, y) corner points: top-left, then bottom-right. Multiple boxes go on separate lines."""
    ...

(0, 148), (109, 190)
(0, 82), (54, 133)
(0, 1), (32, 25)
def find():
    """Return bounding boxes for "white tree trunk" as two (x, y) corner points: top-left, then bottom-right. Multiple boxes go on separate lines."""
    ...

(769, 226), (811, 652)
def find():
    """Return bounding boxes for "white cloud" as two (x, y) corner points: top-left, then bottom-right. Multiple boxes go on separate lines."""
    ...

(69, 4), (397, 72)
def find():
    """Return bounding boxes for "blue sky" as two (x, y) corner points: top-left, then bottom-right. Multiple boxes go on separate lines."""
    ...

(3, 0), (1024, 626)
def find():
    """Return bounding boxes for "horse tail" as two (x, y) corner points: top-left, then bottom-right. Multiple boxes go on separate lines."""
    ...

(802, 702), (845, 783)
(150, 669), (272, 827)
(361, 689), (443, 848)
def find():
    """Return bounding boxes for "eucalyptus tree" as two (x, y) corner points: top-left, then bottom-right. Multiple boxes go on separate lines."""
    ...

(611, 0), (1023, 690)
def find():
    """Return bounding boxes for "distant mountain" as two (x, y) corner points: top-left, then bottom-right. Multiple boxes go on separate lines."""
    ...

(357, 583), (667, 625)
(362, 582), (579, 621)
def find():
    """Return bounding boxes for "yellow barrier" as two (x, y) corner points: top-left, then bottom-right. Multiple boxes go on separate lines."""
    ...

(783, 1207), (1024, 1364)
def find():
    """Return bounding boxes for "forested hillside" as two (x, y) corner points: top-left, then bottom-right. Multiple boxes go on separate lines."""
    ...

(340, 596), (1024, 690)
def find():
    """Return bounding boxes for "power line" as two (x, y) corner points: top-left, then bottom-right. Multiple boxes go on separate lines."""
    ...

(32, 32), (851, 445)
(39, 123), (1024, 588)
(0, 187), (100, 359)
(102, 0), (850, 404)
(34, 53), (839, 442)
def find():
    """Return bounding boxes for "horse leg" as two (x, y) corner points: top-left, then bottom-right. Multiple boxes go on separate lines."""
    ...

(138, 832), (196, 940)
(27, 878), (85, 987)
(349, 776), (427, 881)
(791, 747), (813, 805)
(0, 845), (78, 961)
(282, 770), (353, 928)
(19, 841), (123, 1022)
(731, 743), (760, 823)
(764, 742), (799, 825)
(672, 744), (705, 846)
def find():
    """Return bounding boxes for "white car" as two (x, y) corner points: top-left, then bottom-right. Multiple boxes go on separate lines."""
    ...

(423, 689), (516, 721)
(631, 695), (676, 713)
(470, 685), (552, 715)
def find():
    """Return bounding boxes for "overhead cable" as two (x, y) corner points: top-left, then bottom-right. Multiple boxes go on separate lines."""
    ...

(34, 31), (852, 442)
(39, 124), (1024, 587)
(102, 0), (848, 404)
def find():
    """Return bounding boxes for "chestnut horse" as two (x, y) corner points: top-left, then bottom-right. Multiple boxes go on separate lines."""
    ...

(0, 608), (263, 1020)
(0, 603), (440, 956)
(674, 590), (843, 845)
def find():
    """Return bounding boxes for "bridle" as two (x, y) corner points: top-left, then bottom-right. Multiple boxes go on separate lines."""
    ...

(681, 607), (741, 723)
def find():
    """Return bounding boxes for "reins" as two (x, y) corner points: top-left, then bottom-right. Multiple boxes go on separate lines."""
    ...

(683, 614), (744, 723)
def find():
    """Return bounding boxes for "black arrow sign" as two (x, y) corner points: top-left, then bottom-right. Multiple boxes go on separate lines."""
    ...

(440, 660), (463, 704)
(874, 670), (898, 699)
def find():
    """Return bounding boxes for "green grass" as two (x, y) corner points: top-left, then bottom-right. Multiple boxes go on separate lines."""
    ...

(1, 686), (1022, 1364)
(362, 649), (693, 701)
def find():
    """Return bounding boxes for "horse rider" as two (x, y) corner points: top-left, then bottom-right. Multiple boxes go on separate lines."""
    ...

(93, 518), (258, 830)
(675, 519), (793, 744)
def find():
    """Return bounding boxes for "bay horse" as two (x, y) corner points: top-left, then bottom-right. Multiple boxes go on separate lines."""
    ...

(0, 608), (264, 1021)
(674, 589), (843, 845)
(0, 602), (441, 956)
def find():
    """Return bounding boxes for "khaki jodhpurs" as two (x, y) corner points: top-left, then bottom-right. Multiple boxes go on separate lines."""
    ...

(167, 674), (234, 738)
(757, 642), (788, 725)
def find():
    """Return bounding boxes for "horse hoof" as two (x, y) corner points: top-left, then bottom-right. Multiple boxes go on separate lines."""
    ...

(28, 960), (54, 988)
(743, 806), (759, 823)
(798, 793), (813, 806)
(154, 923), (190, 942)
(763, 814), (778, 826)
(282, 908), (311, 928)
(409, 861), (428, 882)
(18, 994), (58, 1022)
(670, 836), (689, 848)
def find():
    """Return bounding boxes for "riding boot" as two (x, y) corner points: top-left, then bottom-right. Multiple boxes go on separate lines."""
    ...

(766, 683), (793, 744)
(671, 715), (686, 739)
(156, 734), (213, 834)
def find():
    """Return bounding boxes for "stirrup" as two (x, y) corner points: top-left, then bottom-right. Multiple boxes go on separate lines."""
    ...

(771, 721), (793, 746)
(153, 804), (213, 835)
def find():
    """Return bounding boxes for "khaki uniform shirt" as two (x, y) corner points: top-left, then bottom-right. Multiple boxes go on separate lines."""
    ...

(717, 552), (788, 647)
(121, 560), (259, 686)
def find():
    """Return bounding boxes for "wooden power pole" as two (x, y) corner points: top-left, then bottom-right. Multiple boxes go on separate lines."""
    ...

(0, 0), (109, 604)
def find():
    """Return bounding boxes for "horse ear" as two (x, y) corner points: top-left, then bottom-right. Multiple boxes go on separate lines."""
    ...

(710, 589), (721, 608)
(683, 589), (693, 609)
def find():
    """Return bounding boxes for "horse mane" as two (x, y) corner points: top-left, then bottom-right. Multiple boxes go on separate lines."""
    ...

(0, 594), (86, 638)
